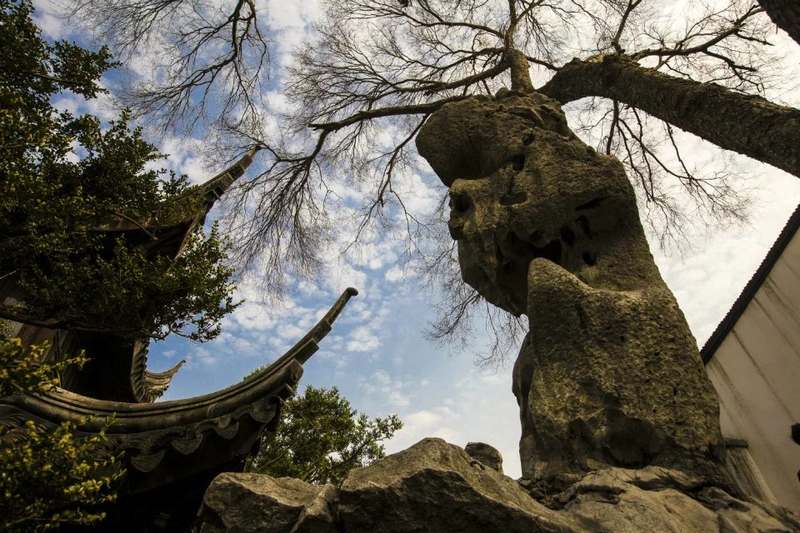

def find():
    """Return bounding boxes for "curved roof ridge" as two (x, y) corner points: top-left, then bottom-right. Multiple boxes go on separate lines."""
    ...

(193, 146), (261, 207)
(3, 287), (358, 429)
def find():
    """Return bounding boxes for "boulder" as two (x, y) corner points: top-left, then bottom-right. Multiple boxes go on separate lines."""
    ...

(195, 472), (337, 533)
(557, 467), (799, 533)
(337, 438), (575, 532)
(465, 441), (504, 473)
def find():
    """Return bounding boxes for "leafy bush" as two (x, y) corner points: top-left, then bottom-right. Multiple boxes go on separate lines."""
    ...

(0, 337), (122, 532)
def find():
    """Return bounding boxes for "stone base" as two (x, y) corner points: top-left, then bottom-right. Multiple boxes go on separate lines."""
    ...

(194, 438), (799, 532)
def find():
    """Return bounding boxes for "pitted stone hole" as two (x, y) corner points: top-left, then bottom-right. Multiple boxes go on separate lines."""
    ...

(533, 239), (562, 265)
(576, 196), (608, 211)
(450, 192), (472, 214)
(523, 132), (535, 145)
(791, 423), (800, 445)
(576, 215), (592, 238)
(510, 154), (525, 171)
(582, 251), (596, 266)
(508, 231), (533, 257)
(560, 226), (576, 247)
(500, 191), (527, 205)
(529, 230), (543, 244)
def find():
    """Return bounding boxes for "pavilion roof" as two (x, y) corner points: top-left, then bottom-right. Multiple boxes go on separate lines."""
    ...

(1, 287), (358, 491)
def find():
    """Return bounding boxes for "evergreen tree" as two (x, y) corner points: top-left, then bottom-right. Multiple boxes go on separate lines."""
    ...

(0, 0), (237, 342)
(247, 386), (402, 486)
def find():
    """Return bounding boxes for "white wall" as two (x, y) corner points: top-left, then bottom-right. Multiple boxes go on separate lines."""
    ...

(706, 230), (800, 512)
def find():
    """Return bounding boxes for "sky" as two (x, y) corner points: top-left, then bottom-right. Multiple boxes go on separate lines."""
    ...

(32, 0), (800, 478)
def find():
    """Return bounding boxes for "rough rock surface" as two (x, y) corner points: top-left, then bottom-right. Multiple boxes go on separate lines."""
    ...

(465, 441), (503, 473)
(194, 439), (800, 533)
(337, 438), (572, 532)
(558, 467), (799, 532)
(195, 473), (337, 533)
(416, 92), (723, 486)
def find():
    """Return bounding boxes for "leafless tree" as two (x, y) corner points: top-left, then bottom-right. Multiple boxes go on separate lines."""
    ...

(68, 0), (269, 132)
(69, 0), (800, 363)
(231, 0), (796, 359)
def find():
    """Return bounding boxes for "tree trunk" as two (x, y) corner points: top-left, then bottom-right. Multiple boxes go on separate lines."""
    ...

(506, 49), (534, 93)
(539, 55), (800, 178)
(759, 0), (800, 45)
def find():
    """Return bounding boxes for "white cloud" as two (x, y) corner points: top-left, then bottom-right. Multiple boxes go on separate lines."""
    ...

(229, 302), (276, 331)
(159, 136), (211, 182)
(32, 1), (66, 39)
(359, 369), (412, 408)
(346, 326), (381, 352)
(385, 265), (406, 282)
(278, 324), (307, 340)
(187, 347), (218, 367)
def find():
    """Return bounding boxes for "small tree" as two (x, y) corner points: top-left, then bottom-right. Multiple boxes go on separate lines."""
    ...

(0, 337), (122, 532)
(246, 386), (402, 486)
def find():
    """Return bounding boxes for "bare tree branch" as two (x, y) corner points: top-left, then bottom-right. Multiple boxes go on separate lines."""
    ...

(64, 0), (797, 364)
(68, 0), (270, 132)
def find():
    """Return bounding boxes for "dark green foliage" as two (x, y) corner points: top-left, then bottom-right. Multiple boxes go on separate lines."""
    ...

(247, 386), (402, 485)
(0, 0), (238, 341)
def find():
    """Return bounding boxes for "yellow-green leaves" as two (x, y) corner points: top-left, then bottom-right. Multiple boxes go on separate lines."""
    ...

(0, 337), (85, 396)
(0, 337), (123, 532)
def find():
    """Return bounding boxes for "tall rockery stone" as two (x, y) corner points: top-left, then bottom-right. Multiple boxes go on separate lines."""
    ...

(416, 90), (724, 490)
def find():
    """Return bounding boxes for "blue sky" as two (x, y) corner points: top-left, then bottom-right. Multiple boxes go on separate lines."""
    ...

(32, 0), (800, 477)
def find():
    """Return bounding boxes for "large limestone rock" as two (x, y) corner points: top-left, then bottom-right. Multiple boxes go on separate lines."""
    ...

(337, 438), (574, 532)
(465, 441), (504, 473)
(416, 92), (724, 487)
(195, 473), (337, 533)
(194, 439), (800, 532)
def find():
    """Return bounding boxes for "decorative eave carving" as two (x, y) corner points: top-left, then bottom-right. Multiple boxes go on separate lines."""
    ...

(130, 343), (186, 404)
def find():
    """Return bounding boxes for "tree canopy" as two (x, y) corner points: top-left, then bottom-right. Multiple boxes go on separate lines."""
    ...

(247, 385), (402, 486)
(0, 0), (238, 341)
